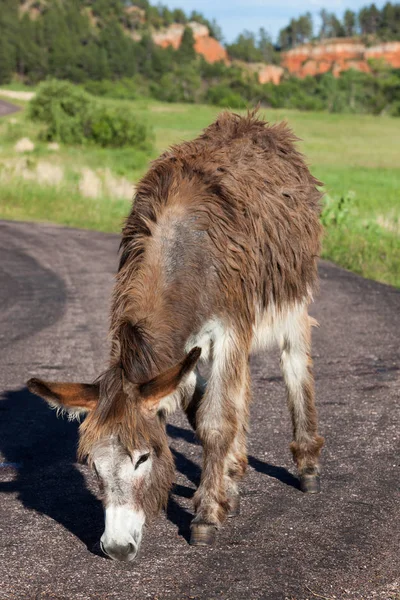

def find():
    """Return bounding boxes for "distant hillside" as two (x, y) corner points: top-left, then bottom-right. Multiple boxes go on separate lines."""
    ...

(1, 0), (400, 117)
(2, 0), (400, 86)
(17, 0), (226, 62)
(282, 38), (400, 80)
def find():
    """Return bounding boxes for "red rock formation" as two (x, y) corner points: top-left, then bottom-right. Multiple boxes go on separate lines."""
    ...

(281, 38), (400, 78)
(236, 61), (284, 84)
(257, 65), (284, 84)
(365, 42), (400, 68)
(152, 22), (227, 63)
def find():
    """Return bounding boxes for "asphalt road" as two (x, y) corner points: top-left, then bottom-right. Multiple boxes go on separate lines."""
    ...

(0, 220), (399, 600)
(0, 100), (20, 117)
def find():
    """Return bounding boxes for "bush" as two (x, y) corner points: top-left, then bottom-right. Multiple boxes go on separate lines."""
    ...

(29, 79), (153, 149)
(29, 80), (92, 145)
(152, 66), (202, 103)
(206, 84), (247, 109)
(87, 104), (152, 149)
(84, 78), (138, 100)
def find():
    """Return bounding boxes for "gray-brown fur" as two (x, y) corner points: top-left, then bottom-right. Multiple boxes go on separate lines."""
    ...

(28, 110), (324, 555)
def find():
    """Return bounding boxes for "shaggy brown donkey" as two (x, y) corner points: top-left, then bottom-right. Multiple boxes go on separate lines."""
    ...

(28, 110), (324, 561)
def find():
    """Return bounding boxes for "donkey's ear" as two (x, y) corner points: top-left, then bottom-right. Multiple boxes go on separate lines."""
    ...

(27, 378), (99, 418)
(139, 347), (201, 409)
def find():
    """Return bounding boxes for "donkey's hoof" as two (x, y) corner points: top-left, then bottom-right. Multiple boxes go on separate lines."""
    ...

(300, 474), (321, 494)
(227, 494), (240, 518)
(190, 523), (217, 546)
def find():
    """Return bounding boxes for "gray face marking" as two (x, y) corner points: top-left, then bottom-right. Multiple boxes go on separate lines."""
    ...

(92, 437), (152, 562)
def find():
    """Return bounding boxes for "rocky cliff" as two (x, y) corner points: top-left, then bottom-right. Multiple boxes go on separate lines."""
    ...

(282, 38), (400, 78)
(152, 22), (227, 64)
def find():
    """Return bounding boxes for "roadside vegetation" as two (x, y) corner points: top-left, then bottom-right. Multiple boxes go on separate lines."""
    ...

(0, 86), (398, 287)
(1, 0), (400, 117)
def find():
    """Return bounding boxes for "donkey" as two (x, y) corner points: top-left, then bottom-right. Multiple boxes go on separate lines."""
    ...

(28, 111), (324, 561)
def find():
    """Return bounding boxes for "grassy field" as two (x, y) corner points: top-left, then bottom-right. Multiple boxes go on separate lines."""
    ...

(0, 91), (399, 286)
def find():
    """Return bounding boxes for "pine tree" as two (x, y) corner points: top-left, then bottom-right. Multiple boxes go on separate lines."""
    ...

(0, 37), (13, 84)
(344, 10), (357, 37)
(177, 26), (196, 64)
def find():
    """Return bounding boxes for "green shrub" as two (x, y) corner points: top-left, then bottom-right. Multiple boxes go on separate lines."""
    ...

(152, 66), (202, 103)
(206, 84), (246, 109)
(390, 101), (400, 116)
(87, 104), (153, 150)
(29, 80), (93, 144)
(29, 79), (153, 149)
(84, 78), (138, 100)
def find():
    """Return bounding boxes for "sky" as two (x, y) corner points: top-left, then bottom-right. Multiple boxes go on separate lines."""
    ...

(161, 0), (388, 43)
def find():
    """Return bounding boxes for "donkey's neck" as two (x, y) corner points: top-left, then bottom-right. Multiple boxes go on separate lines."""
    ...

(113, 204), (206, 381)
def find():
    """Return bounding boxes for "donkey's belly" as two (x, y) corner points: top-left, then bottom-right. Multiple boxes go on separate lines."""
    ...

(251, 300), (309, 353)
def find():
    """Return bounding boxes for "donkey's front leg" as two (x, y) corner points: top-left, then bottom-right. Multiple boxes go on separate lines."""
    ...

(190, 341), (249, 546)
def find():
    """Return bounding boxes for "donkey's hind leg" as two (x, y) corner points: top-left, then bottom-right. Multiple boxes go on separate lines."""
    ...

(280, 305), (324, 493)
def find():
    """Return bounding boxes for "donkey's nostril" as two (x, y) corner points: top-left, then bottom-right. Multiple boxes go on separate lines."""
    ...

(100, 540), (108, 557)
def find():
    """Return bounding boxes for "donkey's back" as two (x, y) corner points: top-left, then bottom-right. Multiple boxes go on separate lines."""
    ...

(124, 111), (322, 322)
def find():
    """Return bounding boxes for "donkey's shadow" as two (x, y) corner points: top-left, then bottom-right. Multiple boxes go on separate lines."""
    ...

(0, 387), (104, 551)
(167, 422), (300, 490)
(0, 387), (299, 549)
(166, 423), (300, 542)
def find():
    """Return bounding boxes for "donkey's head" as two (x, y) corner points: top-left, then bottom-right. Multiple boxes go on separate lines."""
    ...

(27, 347), (201, 562)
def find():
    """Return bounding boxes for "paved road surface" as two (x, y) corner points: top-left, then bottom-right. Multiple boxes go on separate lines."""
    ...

(0, 220), (399, 600)
(0, 100), (20, 117)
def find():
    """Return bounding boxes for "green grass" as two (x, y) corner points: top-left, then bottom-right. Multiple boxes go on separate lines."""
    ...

(0, 80), (35, 92)
(0, 179), (131, 231)
(0, 96), (399, 286)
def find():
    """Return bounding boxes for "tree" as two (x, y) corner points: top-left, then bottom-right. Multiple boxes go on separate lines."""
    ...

(177, 26), (196, 64)
(344, 10), (357, 36)
(278, 13), (312, 50)
(0, 0), (19, 76)
(153, 63), (202, 103)
(278, 25), (292, 50)
(209, 19), (224, 43)
(17, 15), (46, 82)
(319, 10), (345, 39)
(319, 9), (330, 39)
(172, 8), (187, 24)
(226, 31), (262, 62)
(296, 13), (313, 44)
(258, 28), (275, 63)
(379, 2), (400, 40)
(329, 14), (346, 37)
(359, 4), (381, 35)
(0, 36), (13, 84)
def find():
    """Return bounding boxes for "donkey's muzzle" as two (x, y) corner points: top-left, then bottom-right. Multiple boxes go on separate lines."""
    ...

(100, 540), (138, 562)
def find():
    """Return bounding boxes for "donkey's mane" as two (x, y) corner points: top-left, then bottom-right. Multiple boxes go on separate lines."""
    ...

(78, 320), (168, 462)
(78, 367), (165, 463)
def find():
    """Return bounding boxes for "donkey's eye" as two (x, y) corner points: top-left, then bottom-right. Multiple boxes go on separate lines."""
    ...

(135, 453), (150, 469)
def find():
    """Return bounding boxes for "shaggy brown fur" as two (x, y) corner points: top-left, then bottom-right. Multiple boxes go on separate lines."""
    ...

(29, 110), (324, 536)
